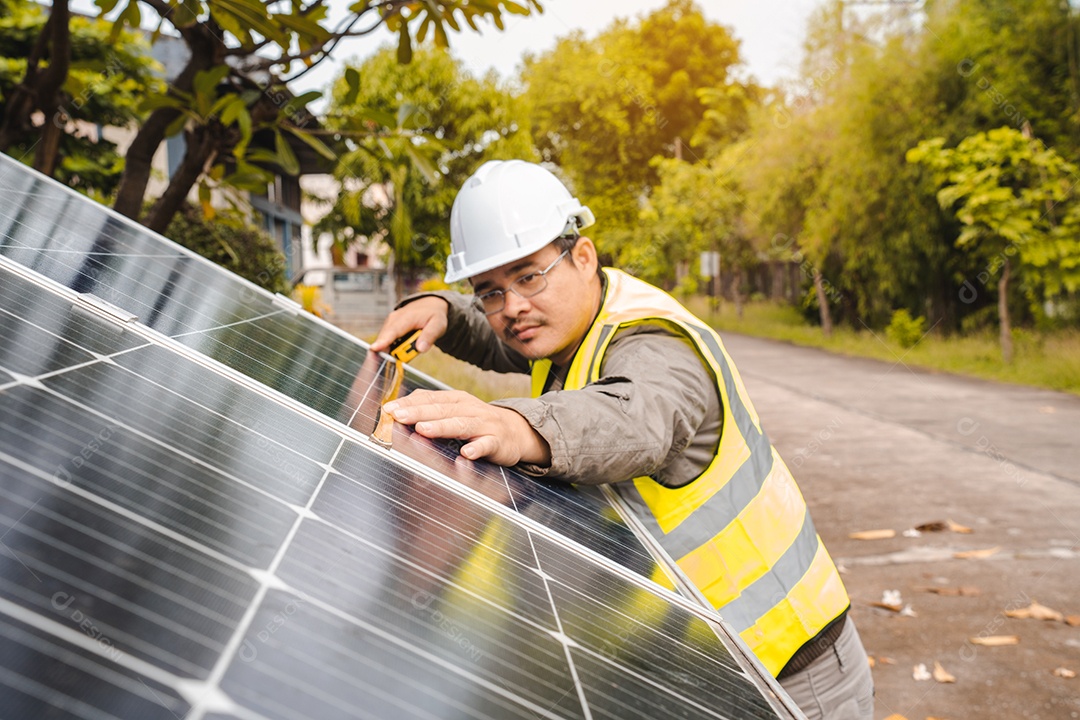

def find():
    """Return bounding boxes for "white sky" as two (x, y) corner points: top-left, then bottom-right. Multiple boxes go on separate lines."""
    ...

(288, 0), (825, 99)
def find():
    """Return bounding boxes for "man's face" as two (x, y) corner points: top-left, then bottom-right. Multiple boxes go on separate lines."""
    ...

(470, 239), (600, 367)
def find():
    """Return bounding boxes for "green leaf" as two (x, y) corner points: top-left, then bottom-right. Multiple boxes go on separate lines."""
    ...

(289, 90), (323, 111)
(343, 67), (361, 106)
(397, 24), (413, 64)
(220, 96), (244, 126)
(234, 103), (252, 143)
(208, 5), (250, 45)
(198, 181), (215, 220)
(193, 65), (230, 101)
(287, 127), (337, 161)
(209, 93), (237, 118)
(275, 131), (301, 175)
(416, 16), (431, 44)
(245, 148), (282, 166)
(404, 144), (438, 185)
(164, 113), (189, 138)
(433, 20), (448, 49)
(223, 170), (272, 192)
(502, 2), (532, 15)
(110, 1), (141, 43)
(140, 94), (187, 113)
(173, 0), (204, 27)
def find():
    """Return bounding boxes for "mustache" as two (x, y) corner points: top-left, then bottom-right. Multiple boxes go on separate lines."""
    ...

(503, 317), (544, 342)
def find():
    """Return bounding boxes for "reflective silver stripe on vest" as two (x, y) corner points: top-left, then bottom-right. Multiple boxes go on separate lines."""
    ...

(715, 508), (820, 633)
(605, 321), (825, 629)
(611, 322), (775, 559)
(586, 324), (616, 382)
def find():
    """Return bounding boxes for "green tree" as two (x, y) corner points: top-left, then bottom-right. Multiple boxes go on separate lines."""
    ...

(638, 151), (756, 314)
(521, 0), (752, 263)
(316, 47), (532, 288)
(2, 0), (543, 233)
(0, 0), (162, 194)
(907, 126), (1080, 361)
(722, 0), (1080, 338)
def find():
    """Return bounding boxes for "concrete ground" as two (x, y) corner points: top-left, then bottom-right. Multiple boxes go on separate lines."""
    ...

(722, 332), (1080, 720)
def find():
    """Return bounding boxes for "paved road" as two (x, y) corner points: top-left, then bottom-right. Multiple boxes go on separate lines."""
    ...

(721, 333), (1080, 720)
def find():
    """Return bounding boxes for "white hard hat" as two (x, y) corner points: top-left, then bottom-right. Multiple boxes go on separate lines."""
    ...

(444, 160), (595, 283)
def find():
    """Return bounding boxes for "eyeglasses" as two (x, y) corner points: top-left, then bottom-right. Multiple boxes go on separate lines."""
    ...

(474, 250), (570, 315)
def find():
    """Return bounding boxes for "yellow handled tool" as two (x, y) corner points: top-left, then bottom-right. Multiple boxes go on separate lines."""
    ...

(371, 329), (423, 448)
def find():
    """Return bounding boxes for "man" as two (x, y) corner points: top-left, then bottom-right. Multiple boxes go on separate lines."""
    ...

(371, 160), (874, 719)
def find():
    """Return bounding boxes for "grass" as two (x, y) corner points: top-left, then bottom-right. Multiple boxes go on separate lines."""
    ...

(684, 297), (1080, 396)
(360, 300), (1080, 398)
(408, 347), (531, 402)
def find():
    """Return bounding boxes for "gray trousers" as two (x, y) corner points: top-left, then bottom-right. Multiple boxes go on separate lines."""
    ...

(778, 618), (874, 720)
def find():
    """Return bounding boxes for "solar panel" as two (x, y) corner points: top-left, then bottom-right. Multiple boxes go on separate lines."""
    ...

(0, 153), (798, 719)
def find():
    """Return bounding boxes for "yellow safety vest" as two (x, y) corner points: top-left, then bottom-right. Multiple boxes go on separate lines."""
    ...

(531, 268), (850, 676)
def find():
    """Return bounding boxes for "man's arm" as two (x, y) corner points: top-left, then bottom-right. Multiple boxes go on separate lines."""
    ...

(493, 327), (720, 485)
(384, 324), (720, 485)
(371, 292), (530, 375)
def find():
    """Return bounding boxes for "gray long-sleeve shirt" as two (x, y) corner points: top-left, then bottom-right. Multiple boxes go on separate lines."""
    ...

(418, 288), (723, 487)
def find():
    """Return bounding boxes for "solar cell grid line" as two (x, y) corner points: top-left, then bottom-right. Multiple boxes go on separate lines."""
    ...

(0, 310), (794, 720)
(0, 164), (795, 718)
(0, 159), (676, 576)
(38, 361), (331, 509)
(0, 264), (153, 381)
(3, 255), (667, 592)
(2, 273), (617, 716)
(0, 602), (193, 719)
(238, 462), (586, 719)
(0, 153), (653, 570)
(0, 157), (281, 336)
(4, 252), (773, 660)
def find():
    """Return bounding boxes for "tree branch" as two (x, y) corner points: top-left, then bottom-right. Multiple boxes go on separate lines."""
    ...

(256, 0), (412, 79)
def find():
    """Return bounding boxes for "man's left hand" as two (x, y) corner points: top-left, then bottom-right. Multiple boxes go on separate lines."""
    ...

(383, 390), (551, 468)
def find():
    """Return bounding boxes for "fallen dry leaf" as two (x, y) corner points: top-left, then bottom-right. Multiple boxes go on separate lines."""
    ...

(1006, 601), (1064, 622)
(913, 663), (932, 681)
(947, 519), (974, 534)
(933, 661), (956, 683)
(913, 519), (972, 533)
(915, 520), (949, 533)
(918, 586), (981, 597)
(872, 589), (904, 612)
(879, 656), (897, 665)
(850, 528), (896, 540)
(867, 656), (875, 668)
(969, 635), (1019, 646)
(1064, 615), (1080, 627)
(953, 546), (1001, 559)
(1053, 667), (1076, 678)
(883, 715), (910, 720)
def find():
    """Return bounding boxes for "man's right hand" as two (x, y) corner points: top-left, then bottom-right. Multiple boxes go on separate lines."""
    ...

(370, 296), (451, 355)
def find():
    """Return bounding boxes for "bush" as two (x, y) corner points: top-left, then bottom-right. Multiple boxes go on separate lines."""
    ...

(886, 308), (927, 348)
(673, 274), (699, 299)
(162, 203), (291, 295)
